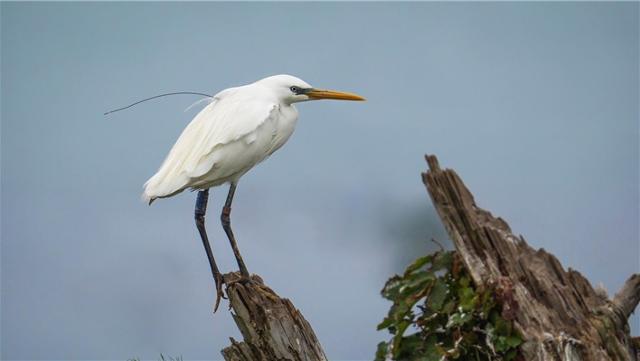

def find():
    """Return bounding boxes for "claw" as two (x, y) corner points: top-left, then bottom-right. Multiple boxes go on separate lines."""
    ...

(224, 272), (262, 288)
(226, 275), (254, 287)
(213, 273), (225, 313)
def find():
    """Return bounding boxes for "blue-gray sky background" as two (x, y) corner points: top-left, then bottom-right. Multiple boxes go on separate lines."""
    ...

(1, 2), (638, 360)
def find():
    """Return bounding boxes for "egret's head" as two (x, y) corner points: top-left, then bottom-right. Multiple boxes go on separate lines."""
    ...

(256, 74), (366, 104)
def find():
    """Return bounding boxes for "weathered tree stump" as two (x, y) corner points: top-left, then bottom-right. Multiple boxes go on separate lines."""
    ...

(422, 154), (639, 361)
(220, 272), (327, 361)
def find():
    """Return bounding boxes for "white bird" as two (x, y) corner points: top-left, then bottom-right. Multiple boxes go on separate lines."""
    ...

(143, 74), (364, 311)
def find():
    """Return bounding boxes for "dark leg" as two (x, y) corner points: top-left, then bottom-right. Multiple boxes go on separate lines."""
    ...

(221, 183), (250, 278)
(194, 189), (225, 312)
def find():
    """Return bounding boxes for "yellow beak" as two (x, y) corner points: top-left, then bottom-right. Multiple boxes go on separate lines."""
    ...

(305, 89), (366, 101)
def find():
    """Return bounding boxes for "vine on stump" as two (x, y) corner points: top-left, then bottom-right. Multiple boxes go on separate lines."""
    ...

(376, 249), (522, 360)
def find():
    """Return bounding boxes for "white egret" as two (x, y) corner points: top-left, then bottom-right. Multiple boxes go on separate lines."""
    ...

(142, 74), (365, 311)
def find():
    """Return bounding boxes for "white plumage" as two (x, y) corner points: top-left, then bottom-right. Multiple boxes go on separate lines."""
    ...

(142, 74), (364, 204)
(137, 74), (363, 310)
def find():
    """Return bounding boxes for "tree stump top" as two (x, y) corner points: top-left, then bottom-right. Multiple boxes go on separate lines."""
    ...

(221, 272), (327, 361)
(422, 154), (639, 361)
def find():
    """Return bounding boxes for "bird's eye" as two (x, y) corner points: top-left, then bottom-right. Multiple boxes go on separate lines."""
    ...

(290, 86), (299, 94)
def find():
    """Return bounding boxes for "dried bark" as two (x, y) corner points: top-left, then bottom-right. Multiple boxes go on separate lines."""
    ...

(422, 154), (639, 361)
(614, 275), (640, 325)
(220, 273), (327, 361)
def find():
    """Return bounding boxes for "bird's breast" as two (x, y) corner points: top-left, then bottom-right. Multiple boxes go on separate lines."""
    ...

(233, 104), (298, 169)
(268, 104), (298, 152)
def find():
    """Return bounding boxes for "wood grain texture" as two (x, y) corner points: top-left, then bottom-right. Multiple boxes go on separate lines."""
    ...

(220, 273), (327, 361)
(422, 154), (639, 361)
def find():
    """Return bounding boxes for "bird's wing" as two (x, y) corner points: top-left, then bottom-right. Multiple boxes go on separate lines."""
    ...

(143, 90), (278, 200)
(183, 96), (279, 176)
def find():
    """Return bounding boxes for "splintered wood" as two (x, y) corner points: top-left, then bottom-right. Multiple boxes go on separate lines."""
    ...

(422, 154), (639, 361)
(221, 273), (327, 361)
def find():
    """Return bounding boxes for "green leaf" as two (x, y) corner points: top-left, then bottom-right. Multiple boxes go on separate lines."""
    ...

(430, 251), (453, 271)
(458, 286), (477, 311)
(442, 299), (456, 314)
(390, 299), (412, 322)
(405, 254), (435, 274)
(381, 276), (404, 301)
(401, 271), (435, 298)
(377, 317), (394, 331)
(396, 333), (423, 357)
(458, 275), (471, 288)
(374, 341), (388, 361)
(397, 334), (441, 361)
(494, 335), (512, 352)
(491, 312), (512, 335)
(392, 320), (411, 358)
(505, 334), (522, 347)
(493, 334), (521, 353)
(427, 278), (449, 311)
(446, 311), (472, 328)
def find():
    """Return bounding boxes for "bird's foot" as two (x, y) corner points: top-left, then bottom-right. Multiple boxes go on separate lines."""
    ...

(224, 271), (262, 288)
(213, 272), (226, 313)
(222, 272), (279, 304)
(226, 275), (255, 287)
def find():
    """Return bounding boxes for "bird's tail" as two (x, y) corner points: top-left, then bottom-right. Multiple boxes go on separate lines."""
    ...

(142, 171), (188, 205)
(142, 173), (163, 205)
(141, 190), (156, 205)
